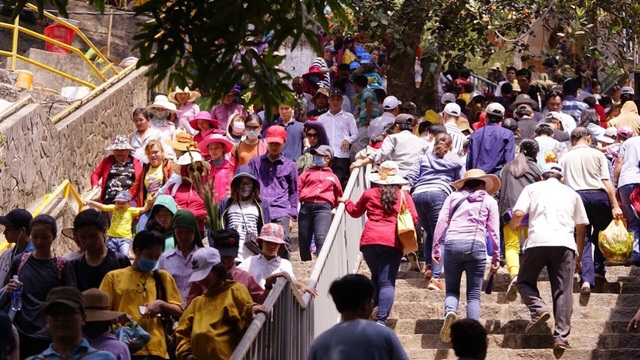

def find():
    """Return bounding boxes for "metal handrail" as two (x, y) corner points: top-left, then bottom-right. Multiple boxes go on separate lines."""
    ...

(469, 73), (499, 93)
(231, 166), (370, 359)
(0, 180), (89, 253)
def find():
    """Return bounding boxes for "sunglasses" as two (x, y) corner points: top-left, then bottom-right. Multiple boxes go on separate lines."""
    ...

(306, 132), (319, 138)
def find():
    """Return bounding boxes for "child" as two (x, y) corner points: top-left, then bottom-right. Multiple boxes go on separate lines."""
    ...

(85, 191), (153, 256)
(190, 111), (221, 145)
(297, 145), (343, 261)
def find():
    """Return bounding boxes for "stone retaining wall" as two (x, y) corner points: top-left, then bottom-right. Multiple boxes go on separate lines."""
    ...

(0, 66), (153, 213)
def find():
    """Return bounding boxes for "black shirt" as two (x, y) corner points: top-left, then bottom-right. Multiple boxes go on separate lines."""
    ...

(71, 249), (131, 291)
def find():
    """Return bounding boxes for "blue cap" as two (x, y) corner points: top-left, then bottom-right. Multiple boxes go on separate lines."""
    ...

(114, 191), (131, 202)
(355, 45), (366, 57)
(360, 53), (372, 64)
(349, 61), (360, 70)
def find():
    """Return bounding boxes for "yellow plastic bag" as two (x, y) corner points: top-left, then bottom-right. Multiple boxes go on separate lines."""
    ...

(397, 192), (418, 255)
(598, 219), (634, 265)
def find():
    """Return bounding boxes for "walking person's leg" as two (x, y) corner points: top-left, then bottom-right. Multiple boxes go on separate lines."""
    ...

(618, 184), (640, 264)
(441, 240), (465, 342)
(312, 203), (332, 256)
(426, 192), (448, 285)
(373, 245), (403, 325)
(465, 240), (487, 320)
(517, 247), (551, 332)
(546, 247), (576, 347)
(297, 203), (313, 261)
(361, 245), (381, 308)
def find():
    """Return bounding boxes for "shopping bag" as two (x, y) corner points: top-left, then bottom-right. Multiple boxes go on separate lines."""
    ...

(398, 192), (418, 254)
(598, 219), (634, 265)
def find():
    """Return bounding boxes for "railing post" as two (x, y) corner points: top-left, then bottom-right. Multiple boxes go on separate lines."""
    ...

(11, 14), (19, 70)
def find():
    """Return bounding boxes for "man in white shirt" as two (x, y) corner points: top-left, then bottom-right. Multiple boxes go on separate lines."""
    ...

(509, 162), (588, 349)
(442, 103), (466, 155)
(368, 96), (401, 142)
(614, 135), (640, 266)
(318, 89), (359, 188)
(560, 127), (622, 291)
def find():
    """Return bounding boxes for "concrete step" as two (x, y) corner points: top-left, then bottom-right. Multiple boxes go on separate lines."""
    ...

(388, 302), (639, 322)
(404, 348), (640, 360)
(397, 333), (640, 350)
(394, 277), (638, 294)
(391, 318), (633, 335)
(393, 290), (640, 308)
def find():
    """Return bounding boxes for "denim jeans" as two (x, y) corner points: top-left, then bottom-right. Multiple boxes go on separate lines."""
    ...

(298, 202), (332, 261)
(618, 184), (640, 263)
(271, 216), (291, 260)
(412, 190), (448, 279)
(443, 240), (487, 320)
(106, 236), (132, 256)
(576, 190), (612, 286)
(361, 244), (403, 324)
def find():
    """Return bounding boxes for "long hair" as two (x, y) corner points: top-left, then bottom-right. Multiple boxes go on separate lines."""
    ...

(380, 184), (400, 213)
(577, 108), (599, 127)
(433, 133), (453, 159)
(507, 139), (539, 177)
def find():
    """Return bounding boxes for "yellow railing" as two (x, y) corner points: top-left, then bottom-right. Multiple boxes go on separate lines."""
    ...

(0, 3), (121, 89)
(0, 180), (86, 253)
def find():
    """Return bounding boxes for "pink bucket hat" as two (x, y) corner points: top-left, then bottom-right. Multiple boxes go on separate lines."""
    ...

(198, 134), (234, 154)
(189, 111), (219, 130)
(257, 223), (287, 245)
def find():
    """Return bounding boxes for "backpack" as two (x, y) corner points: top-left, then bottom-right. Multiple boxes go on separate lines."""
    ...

(17, 252), (66, 283)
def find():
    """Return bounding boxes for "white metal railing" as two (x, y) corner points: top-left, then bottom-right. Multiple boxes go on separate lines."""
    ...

(231, 166), (370, 359)
(469, 73), (498, 93)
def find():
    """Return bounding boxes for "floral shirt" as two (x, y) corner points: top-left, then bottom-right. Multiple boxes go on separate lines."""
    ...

(104, 157), (136, 204)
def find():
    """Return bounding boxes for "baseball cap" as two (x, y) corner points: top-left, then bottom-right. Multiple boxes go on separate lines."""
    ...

(314, 88), (330, 99)
(443, 103), (461, 117)
(441, 93), (457, 105)
(188, 247), (222, 283)
(45, 286), (84, 312)
(596, 127), (618, 144)
(501, 118), (518, 132)
(329, 88), (343, 98)
(621, 86), (635, 96)
(542, 162), (563, 176)
(394, 113), (415, 125)
(383, 96), (402, 111)
(257, 223), (287, 245)
(360, 53), (372, 64)
(265, 126), (287, 144)
(323, 45), (336, 54)
(210, 229), (240, 258)
(310, 145), (334, 158)
(618, 126), (633, 139)
(114, 191), (132, 202)
(0, 209), (32, 230)
(349, 61), (360, 71)
(485, 103), (505, 117)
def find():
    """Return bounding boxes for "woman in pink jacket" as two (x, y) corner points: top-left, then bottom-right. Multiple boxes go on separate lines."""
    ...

(342, 161), (418, 326)
(166, 151), (208, 231)
(433, 169), (501, 343)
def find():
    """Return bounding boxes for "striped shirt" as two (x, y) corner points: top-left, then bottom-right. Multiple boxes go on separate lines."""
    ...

(562, 97), (588, 123)
(312, 57), (331, 89)
(444, 122), (466, 156)
(226, 200), (260, 261)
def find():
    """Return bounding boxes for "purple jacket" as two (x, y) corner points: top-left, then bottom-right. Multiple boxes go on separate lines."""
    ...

(248, 154), (299, 219)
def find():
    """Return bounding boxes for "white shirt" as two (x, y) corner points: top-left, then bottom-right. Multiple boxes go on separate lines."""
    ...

(318, 110), (359, 159)
(237, 254), (295, 288)
(371, 131), (429, 177)
(444, 122), (466, 155)
(560, 145), (610, 191)
(617, 136), (640, 187)
(130, 128), (176, 163)
(368, 112), (396, 141)
(514, 178), (589, 252)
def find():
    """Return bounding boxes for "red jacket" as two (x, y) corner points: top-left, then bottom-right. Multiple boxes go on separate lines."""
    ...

(298, 167), (343, 207)
(90, 155), (143, 202)
(345, 187), (418, 250)
(166, 181), (207, 230)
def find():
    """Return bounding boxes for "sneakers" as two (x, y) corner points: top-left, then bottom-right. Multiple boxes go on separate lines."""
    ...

(369, 306), (379, 321)
(525, 311), (551, 333)
(440, 312), (457, 343)
(428, 279), (444, 291)
(424, 265), (432, 281)
(580, 281), (591, 294)
(554, 342), (572, 349)
(506, 276), (518, 302)
(407, 252), (420, 272)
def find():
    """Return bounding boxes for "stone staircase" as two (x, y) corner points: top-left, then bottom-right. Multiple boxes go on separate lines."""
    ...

(384, 262), (640, 359)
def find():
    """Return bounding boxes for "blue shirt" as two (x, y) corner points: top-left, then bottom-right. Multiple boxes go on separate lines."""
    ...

(248, 154), (299, 220)
(27, 338), (116, 360)
(466, 123), (515, 175)
(263, 120), (305, 162)
(562, 96), (588, 123)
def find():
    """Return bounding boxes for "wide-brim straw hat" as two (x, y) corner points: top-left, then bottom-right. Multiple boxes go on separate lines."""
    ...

(82, 288), (125, 322)
(198, 134), (234, 154)
(452, 169), (501, 195)
(147, 95), (178, 113)
(168, 86), (201, 104)
(165, 132), (200, 152)
(367, 161), (409, 186)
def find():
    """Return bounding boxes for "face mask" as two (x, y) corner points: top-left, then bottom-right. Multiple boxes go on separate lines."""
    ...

(246, 130), (260, 139)
(138, 256), (157, 272)
(312, 155), (326, 167)
(152, 109), (169, 120)
(240, 184), (254, 197)
(233, 122), (245, 131)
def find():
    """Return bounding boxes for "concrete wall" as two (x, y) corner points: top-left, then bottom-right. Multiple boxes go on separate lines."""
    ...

(0, 65), (153, 213)
(281, 37), (319, 83)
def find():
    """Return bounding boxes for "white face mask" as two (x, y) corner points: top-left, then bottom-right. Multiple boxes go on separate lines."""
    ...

(233, 121), (245, 131)
(246, 130), (260, 139)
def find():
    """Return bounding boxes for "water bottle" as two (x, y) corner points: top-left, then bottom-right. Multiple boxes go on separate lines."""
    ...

(11, 275), (22, 312)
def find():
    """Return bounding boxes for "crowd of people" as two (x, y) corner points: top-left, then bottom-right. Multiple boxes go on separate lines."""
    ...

(2, 33), (640, 359)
